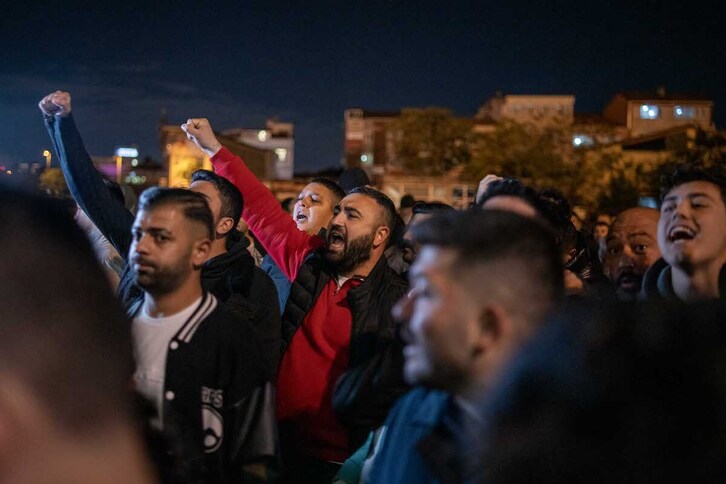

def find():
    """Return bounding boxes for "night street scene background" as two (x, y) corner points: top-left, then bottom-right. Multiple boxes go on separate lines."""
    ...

(2, 0), (725, 218)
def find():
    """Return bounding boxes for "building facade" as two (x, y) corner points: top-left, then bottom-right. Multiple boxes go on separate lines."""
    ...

(223, 118), (295, 180)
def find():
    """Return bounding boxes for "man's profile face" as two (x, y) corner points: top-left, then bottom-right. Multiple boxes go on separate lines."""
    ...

(602, 208), (660, 300)
(129, 205), (201, 295)
(293, 182), (337, 235)
(325, 193), (385, 274)
(395, 246), (478, 391)
(401, 212), (433, 265)
(189, 180), (225, 237)
(658, 181), (726, 272)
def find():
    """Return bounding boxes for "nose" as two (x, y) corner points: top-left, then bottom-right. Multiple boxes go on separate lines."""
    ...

(133, 233), (151, 256)
(299, 196), (311, 209)
(672, 199), (691, 220)
(618, 247), (635, 269)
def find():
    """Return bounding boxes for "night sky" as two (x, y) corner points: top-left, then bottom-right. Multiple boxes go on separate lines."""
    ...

(2, 1), (724, 173)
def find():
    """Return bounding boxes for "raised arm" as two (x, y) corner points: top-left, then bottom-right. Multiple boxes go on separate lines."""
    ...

(40, 91), (135, 259)
(182, 118), (322, 280)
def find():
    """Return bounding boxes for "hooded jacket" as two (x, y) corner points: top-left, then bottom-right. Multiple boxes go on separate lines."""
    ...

(640, 257), (726, 301)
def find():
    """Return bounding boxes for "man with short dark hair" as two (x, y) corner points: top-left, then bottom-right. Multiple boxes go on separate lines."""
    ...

(398, 194), (416, 225)
(0, 188), (157, 484)
(642, 165), (726, 301)
(601, 207), (661, 300)
(401, 201), (455, 266)
(129, 187), (276, 482)
(183, 118), (408, 483)
(362, 210), (564, 483)
(39, 91), (281, 370)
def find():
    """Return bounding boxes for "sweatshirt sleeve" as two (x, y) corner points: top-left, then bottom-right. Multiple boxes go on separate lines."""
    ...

(45, 114), (135, 260)
(210, 147), (323, 281)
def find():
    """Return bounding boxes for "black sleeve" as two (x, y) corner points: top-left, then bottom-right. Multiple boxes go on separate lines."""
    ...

(332, 330), (410, 448)
(45, 114), (135, 259)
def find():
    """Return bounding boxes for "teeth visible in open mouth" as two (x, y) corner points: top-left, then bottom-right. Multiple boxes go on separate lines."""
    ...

(296, 213), (308, 222)
(669, 226), (696, 241)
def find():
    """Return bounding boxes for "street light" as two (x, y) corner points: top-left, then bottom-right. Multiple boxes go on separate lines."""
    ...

(116, 155), (123, 183)
(43, 150), (51, 169)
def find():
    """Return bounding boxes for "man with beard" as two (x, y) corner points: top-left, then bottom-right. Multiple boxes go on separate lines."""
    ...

(39, 91), (281, 371)
(182, 118), (408, 483)
(129, 187), (276, 483)
(642, 165), (726, 301)
(600, 207), (661, 300)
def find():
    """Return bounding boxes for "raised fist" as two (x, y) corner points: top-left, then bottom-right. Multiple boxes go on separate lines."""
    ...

(39, 91), (71, 117)
(181, 118), (222, 156)
(475, 173), (504, 205)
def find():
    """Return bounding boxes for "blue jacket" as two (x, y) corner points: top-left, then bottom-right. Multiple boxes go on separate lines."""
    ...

(366, 387), (462, 484)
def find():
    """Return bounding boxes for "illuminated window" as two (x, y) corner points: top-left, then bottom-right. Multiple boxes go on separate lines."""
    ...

(674, 106), (695, 119)
(572, 134), (594, 147)
(257, 130), (269, 142)
(274, 148), (287, 161)
(639, 105), (660, 120)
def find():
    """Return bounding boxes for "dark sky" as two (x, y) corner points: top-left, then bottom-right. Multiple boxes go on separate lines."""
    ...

(1, 1), (724, 173)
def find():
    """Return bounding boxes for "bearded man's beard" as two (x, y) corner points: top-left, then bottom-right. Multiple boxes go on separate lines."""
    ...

(327, 230), (376, 274)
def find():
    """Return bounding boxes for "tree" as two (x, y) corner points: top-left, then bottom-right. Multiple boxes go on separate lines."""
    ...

(388, 108), (473, 175)
(39, 167), (70, 197)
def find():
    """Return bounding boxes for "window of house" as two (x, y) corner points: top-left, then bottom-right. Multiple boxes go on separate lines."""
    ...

(674, 106), (696, 119)
(639, 105), (660, 120)
(572, 134), (594, 147)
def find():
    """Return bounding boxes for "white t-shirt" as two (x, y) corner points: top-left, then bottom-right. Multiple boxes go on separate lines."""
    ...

(132, 297), (202, 429)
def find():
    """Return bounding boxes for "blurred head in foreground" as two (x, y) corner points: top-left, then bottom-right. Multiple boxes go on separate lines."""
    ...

(0, 186), (156, 484)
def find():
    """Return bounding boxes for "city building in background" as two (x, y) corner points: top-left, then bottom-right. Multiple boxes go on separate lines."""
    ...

(158, 124), (276, 188)
(223, 118), (295, 180)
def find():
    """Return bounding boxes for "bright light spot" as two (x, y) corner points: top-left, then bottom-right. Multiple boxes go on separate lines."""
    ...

(675, 107), (683, 115)
(573, 136), (582, 146)
(131, 158), (139, 167)
(6, 170), (11, 175)
(257, 130), (269, 142)
(42, 150), (50, 157)
(640, 105), (649, 112)
(115, 147), (139, 158)
(274, 148), (287, 161)
(361, 155), (368, 162)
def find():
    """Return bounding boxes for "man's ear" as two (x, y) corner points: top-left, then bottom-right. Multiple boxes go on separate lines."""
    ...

(373, 226), (390, 249)
(216, 217), (235, 238)
(476, 304), (510, 354)
(192, 238), (212, 268)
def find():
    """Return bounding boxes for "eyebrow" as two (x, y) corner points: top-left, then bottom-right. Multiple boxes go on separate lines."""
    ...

(663, 192), (715, 203)
(344, 206), (362, 217)
(132, 226), (173, 237)
(628, 231), (655, 238)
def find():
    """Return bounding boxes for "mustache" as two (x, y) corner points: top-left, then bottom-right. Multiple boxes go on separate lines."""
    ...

(130, 255), (157, 269)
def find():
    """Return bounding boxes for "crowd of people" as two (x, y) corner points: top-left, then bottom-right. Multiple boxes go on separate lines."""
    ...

(1, 90), (725, 483)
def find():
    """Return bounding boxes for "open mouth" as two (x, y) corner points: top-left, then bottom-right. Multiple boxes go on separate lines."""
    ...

(295, 212), (309, 224)
(617, 272), (641, 291)
(668, 225), (696, 243)
(328, 230), (346, 249)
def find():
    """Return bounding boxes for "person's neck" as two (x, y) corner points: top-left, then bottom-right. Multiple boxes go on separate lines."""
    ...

(672, 262), (722, 301)
(338, 251), (383, 278)
(207, 236), (227, 261)
(144, 279), (203, 318)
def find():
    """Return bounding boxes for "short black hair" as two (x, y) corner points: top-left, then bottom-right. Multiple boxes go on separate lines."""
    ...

(191, 169), (244, 233)
(399, 193), (416, 209)
(338, 167), (371, 194)
(0, 186), (135, 432)
(477, 178), (541, 211)
(310, 177), (346, 204)
(479, 299), (726, 483)
(411, 209), (564, 321)
(660, 164), (726, 202)
(138, 187), (214, 240)
(412, 201), (455, 216)
(349, 186), (397, 231)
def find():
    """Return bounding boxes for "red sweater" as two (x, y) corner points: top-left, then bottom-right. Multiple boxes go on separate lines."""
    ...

(211, 148), (354, 462)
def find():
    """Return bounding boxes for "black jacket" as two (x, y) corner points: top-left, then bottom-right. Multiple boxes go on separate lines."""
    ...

(45, 114), (282, 371)
(640, 257), (726, 301)
(130, 292), (277, 483)
(282, 251), (410, 447)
